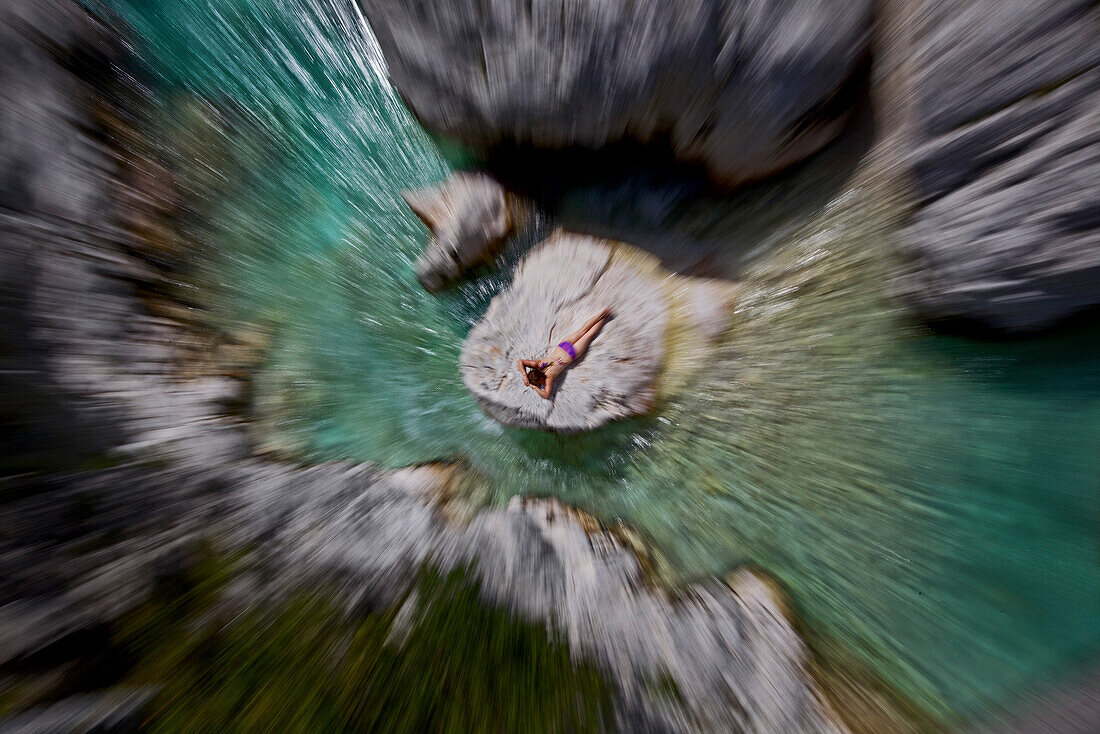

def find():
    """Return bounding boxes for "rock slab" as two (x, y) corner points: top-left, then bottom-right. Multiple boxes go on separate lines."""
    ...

(403, 171), (512, 292)
(462, 232), (667, 432)
(898, 0), (1100, 332)
(362, 0), (871, 186)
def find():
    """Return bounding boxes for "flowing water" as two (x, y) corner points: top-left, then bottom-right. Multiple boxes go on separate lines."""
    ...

(95, 0), (1100, 725)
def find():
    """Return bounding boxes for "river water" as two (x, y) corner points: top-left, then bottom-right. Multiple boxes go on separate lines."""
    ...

(96, 0), (1100, 725)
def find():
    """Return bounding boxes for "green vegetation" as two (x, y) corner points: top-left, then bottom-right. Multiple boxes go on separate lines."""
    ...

(120, 561), (618, 733)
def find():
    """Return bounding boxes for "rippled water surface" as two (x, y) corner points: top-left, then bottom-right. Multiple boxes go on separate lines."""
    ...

(99, 0), (1100, 724)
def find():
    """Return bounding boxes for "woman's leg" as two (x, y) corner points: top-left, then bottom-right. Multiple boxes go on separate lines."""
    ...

(569, 312), (609, 359)
(564, 308), (611, 345)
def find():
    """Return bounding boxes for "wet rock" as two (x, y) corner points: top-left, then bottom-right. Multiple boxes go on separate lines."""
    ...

(361, 0), (871, 186)
(461, 232), (668, 432)
(898, 0), (1100, 332)
(403, 171), (512, 292)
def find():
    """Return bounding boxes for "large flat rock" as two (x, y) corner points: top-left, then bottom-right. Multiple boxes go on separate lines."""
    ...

(461, 232), (668, 432)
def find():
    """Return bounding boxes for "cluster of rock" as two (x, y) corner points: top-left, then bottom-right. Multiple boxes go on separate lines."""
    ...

(254, 470), (849, 734)
(363, 0), (872, 187)
(1, 458), (847, 734)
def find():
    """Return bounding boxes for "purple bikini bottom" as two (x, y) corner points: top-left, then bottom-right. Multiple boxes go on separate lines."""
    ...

(558, 341), (577, 360)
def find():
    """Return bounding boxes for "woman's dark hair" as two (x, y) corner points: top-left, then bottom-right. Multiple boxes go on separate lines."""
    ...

(525, 365), (546, 389)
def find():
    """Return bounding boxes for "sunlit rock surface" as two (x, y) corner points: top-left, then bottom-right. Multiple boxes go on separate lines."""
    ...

(361, 0), (871, 186)
(404, 171), (512, 292)
(898, 0), (1100, 331)
(461, 232), (668, 432)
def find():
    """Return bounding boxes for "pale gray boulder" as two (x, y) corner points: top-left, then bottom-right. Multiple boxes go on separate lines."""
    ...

(461, 232), (668, 432)
(403, 171), (512, 292)
(898, 0), (1100, 332)
(362, 0), (871, 186)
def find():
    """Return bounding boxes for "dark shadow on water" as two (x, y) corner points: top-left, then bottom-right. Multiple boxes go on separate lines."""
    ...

(912, 316), (1100, 400)
(920, 302), (1100, 344)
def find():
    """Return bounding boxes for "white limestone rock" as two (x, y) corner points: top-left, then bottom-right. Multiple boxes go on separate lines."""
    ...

(461, 232), (668, 432)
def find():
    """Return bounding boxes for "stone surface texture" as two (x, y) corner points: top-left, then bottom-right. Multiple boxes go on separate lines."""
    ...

(453, 496), (846, 734)
(403, 171), (512, 292)
(461, 232), (668, 432)
(0, 0), (113, 223)
(361, 0), (871, 186)
(898, 0), (1100, 331)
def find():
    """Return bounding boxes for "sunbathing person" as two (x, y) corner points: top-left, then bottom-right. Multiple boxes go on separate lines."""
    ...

(516, 308), (611, 400)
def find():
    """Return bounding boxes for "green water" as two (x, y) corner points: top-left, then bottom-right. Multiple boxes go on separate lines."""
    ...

(98, 0), (1100, 725)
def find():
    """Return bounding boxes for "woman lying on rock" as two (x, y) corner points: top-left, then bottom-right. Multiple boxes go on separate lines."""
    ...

(517, 308), (611, 399)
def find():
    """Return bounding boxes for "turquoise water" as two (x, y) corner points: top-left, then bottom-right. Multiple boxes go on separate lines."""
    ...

(98, 0), (1100, 725)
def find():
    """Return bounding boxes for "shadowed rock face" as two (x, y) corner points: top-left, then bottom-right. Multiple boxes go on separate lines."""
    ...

(403, 171), (512, 292)
(898, 0), (1100, 332)
(361, 0), (871, 187)
(461, 232), (668, 432)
